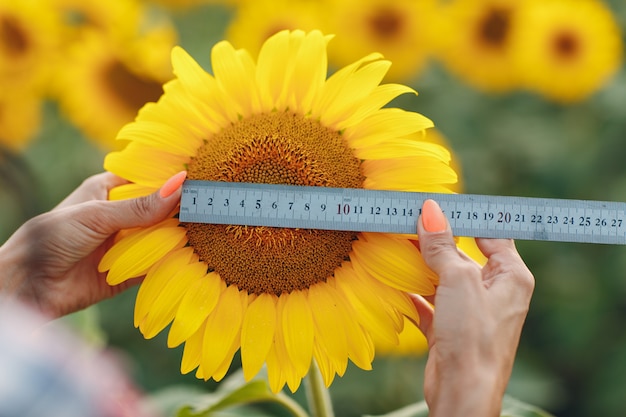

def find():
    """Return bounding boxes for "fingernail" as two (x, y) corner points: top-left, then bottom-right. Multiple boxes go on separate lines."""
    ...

(421, 199), (447, 232)
(159, 171), (187, 198)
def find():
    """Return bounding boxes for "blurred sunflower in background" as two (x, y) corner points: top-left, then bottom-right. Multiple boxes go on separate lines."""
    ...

(98, 29), (474, 393)
(512, 0), (623, 103)
(52, 20), (176, 150)
(226, 0), (323, 56)
(0, 0), (62, 150)
(323, 0), (436, 82)
(435, 0), (526, 93)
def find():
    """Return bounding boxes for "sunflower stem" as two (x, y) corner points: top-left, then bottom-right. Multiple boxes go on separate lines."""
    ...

(304, 360), (335, 417)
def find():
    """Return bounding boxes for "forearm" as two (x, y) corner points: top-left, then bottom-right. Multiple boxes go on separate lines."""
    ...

(428, 363), (506, 417)
(0, 231), (38, 305)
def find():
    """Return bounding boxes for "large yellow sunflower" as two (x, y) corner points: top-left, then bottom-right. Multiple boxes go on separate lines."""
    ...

(511, 0), (622, 103)
(434, 0), (527, 93)
(100, 30), (460, 393)
(323, 0), (436, 82)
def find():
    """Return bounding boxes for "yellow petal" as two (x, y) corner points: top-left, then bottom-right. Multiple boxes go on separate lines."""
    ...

(241, 293), (278, 381)
(287, 30), (330, 112)
(116, 120), (201, 156)
(312, 346), (335, 387)
(168, 272), (223, 348)
(354, 139), (452, 162)
(351, 233), (437, 295)
(181, 322), (205, 374)
(200, 286), (245, 378)
(334, 263), (399, 345)
(311, 52), (383, 122)
(280, 290), (314, 378)
(108, 183), (155, 200)
(308, 283), (348, 377)
(99, 218), (182, 278)
(345, 108), (435, 149)
(319, 60), (392, 128)
(134, 247), (195, 327)
(104, 142), (189, 188)
(265, 342), (288, 394)
(362, 156), (458, 192)
(140, 261), (207, 339)
(336, 84), (418, 131)
(212, 41), (260, 117)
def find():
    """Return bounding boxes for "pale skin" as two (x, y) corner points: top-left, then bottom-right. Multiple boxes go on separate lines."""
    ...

(413, 199), (535, 417)
(0, 172), (185, 318)
(0, 176), (534, 415)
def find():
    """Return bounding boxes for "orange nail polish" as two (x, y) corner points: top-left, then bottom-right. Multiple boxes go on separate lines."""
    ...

(160, 171), (187, 198)
(422, 199), (447, 232)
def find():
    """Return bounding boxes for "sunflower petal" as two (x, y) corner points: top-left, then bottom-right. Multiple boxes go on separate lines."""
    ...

(280, 290), (315, 378)
(108, 183), (155, 200)
(241, 293), (278, 381)
(168, 272), (223, 348)
(180, 323), (205, 374)
(99, 218), (183, 281)
(362, 156), (458, 192)
(140, 261), (207, 339)
(351, 233), (437, 295)
(334, 263), (399, 345)
(134, 247), (195, 327)
(345, 108), (434, 148)
(200, 286), (245, 378)
(308, 283), (348, 376)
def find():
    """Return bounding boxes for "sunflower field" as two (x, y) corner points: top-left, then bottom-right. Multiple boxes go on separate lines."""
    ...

(1, 0), (626, 416)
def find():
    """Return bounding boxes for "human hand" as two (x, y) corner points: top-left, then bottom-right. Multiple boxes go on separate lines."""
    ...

(0, 171), (187, 319)
(413, 199), (535, 417)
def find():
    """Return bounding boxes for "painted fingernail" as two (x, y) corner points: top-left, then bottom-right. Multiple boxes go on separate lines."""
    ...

(159, 171), (187, 198)
(422, 199), (447, 232)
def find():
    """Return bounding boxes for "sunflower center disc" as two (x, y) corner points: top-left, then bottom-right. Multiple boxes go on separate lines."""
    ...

(185, 111), (364, 296)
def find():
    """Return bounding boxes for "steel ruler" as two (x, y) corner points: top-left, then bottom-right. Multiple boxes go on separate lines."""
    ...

(179, 180), (626, 245)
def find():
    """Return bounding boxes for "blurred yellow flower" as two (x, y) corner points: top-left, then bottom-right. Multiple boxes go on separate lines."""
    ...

(435, 0), (525, 93)
(323, 0), (436, 82)
(48, 0), (144, 44)
(512, 0), (623, 103)
(226, 0), (323, 56)
(53, 27), (175, 149)
(99, 30), (462, 393)
(0, 0), (61, 92)
(0, 90), (41, 151)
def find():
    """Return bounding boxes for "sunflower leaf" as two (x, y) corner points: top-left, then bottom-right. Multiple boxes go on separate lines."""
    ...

(362, 395), (555, 417)
(174, 373), (309, 417)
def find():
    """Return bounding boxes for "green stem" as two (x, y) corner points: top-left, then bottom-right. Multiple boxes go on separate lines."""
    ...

(274, 391), (311, 417)
(304, 361), (335, 417)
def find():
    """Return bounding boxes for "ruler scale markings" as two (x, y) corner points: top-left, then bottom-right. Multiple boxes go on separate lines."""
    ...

(179, 180), (626, 245)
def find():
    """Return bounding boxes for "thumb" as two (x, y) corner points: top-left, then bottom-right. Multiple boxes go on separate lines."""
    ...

(417, 199), (464, 275)
(90, 171), (187, 234)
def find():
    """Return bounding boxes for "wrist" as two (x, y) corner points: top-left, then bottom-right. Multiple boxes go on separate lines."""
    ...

(0, 232), (36, 305)
(428, 364), (506, 417)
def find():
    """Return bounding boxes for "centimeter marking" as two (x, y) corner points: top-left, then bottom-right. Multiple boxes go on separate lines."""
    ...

(179, 180), (626, 245)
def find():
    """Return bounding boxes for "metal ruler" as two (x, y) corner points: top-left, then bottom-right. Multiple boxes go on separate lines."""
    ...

(179, 180), (626, 245)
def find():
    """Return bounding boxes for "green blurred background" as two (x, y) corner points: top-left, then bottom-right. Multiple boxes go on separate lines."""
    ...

(2, 0), (626, 416)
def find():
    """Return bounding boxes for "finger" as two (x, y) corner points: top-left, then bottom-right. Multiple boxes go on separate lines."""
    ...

(409, 293), (434, 343)
(417, 200), (464, 274)
(78, 171), (187, 235)
(55, 173), (129, 210)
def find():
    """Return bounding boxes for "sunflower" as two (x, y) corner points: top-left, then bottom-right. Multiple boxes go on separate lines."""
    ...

(100, 30), (460, 393)
(53, 26), (175, 150)
(0, 0), (61, 92)
(0, 89), (41, 151)
(511, 0), (622, 103)
(226, 0), (324, 57)
(435, 0), (526, 93)
(48, 0), (143, 44)
(322, 0), (436, 82)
